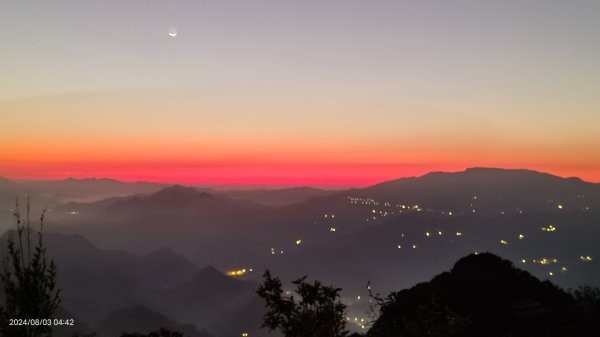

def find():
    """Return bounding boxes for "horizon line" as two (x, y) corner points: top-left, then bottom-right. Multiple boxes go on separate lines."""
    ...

(2, 167), (597, 190)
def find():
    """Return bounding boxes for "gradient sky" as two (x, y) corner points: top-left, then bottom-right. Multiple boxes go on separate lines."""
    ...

(1, 0), (599, 186)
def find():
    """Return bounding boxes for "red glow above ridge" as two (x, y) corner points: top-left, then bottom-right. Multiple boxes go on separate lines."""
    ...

(2, 160), (599, 187)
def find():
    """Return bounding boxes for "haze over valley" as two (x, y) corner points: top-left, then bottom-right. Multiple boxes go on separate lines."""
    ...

(1, 168), (598, 336)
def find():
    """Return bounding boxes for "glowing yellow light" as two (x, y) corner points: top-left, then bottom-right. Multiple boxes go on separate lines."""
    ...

(295, 239), (302, 245)
(548, 272), (554, 276)
(518, 234), (525, 240)
(227, 269), (247, 277)
(330, 227), (336, 232)
(242, 333), (249, 337)
(541, 225), (556, 232)
(438, 231), (442, 235)
(521, 259), (526, 263)
(412, 244), (417, 249)
(456, 232), (463, 236)
(580, 255), (593, 262)
(561, 266), (568, 272)
(448, 211), (453, 216)
(397, 245), (402, 249)
(357, 295), (361, 300)
(500, 240), (508, 245)
(425, 232), (430, 237)
(557, 204), (563, 209)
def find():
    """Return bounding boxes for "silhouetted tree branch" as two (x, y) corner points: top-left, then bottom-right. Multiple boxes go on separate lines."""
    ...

(257, 270), (348, 337)
(0, 198), (61, 337)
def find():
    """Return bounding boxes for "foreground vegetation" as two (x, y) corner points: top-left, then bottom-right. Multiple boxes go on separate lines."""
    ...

(259, 253), (600, 337)
(0, 199), (60, 337)
(257, 270), (348, 337)
(1, 200), (598, 337)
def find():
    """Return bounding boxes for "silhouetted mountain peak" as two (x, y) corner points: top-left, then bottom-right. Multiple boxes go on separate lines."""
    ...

(434, 252), (572, 308)
(450, 252), (522, 280)
(194, 266), (227, 281)
(175, 265), (255, 293)
(99, 185), (219, 215)
(360, 167), (598, 215)
(160, 264), (255, 313)
(147, 246), (177, 257)
(381, 167), (569, 185)
(224, 186), (331, 206)
(420, 167), (552, 180)
(464, 167), (564, 179)
(143, 247), (199, 270)
(464, 167), (528, 174)
(371, 253), (582, 337)
(0, 176), (17, 188)
(145, 246), (182, 261)
(151, 185), (213, 200)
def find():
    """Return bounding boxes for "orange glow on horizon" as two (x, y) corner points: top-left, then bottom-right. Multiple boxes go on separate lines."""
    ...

(2, 93), (599, 186)
(1, 159), (599, 187)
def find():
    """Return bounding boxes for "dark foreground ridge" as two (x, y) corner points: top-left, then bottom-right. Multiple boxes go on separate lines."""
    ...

(368, 252), (598, 337)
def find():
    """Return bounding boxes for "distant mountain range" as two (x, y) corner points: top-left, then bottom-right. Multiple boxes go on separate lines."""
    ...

(33, 168), (599, 285)
(361, 167), (599, 215)
(8, 177), (170, 203)
(2, 167), (597, 216)
(223, 186), (332, 206)
(0, 168), (598, 336)
(0, 176), (331, 206)
(0, 231), (263, 337)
